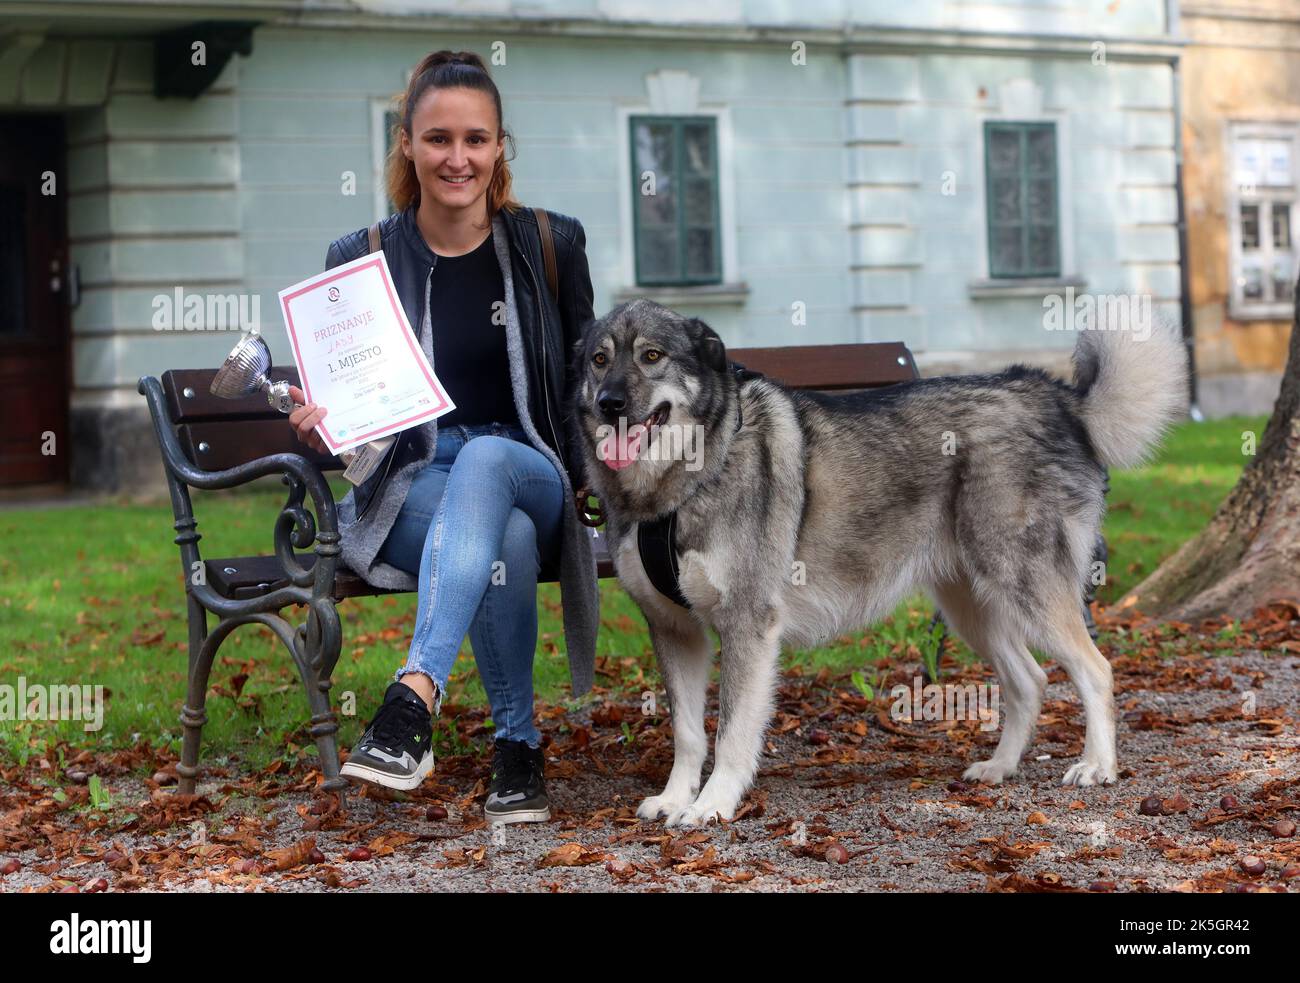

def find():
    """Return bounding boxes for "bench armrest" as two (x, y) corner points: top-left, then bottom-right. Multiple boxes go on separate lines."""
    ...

(138, 375), (341, 609)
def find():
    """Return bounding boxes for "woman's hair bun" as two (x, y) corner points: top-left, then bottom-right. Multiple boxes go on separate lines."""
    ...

(428, 50), (487, 72)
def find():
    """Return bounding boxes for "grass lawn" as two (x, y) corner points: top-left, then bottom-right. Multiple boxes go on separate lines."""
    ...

(0, 414), (1266, 769)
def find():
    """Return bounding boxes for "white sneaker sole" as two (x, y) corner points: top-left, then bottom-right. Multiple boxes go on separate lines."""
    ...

(485, 805), (552, 824)
(340, 753), (434, 791)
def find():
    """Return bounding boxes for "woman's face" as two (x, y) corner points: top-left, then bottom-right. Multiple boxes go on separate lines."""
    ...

(402, 86), (504, 214)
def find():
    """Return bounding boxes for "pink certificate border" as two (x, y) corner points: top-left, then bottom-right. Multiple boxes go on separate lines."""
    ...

(281, 256), (450, 450)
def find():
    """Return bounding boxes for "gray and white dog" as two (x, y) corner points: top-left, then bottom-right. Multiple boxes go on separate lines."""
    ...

(572, 299), (1187, 827)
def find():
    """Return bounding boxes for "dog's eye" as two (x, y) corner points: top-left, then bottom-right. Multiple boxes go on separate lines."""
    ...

(644, 350), (662, 363)
(593, 352), (607, 366)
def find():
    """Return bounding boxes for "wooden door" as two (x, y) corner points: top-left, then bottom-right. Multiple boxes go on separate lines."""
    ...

(0, 115), (69, 486)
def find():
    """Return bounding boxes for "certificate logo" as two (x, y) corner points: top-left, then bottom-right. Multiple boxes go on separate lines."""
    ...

(328, 287), (341, 302)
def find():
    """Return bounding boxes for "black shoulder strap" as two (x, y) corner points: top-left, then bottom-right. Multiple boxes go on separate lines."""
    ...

(533, 207), (559, 302)
(637, 512), (691, 609)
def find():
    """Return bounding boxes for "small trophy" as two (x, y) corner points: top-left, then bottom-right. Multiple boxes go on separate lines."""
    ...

(211, 333), (295, 412)
(210, 333), (392, 485)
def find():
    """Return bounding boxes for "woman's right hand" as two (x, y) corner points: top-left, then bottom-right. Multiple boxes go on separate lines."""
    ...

(288, 385), (329, 455)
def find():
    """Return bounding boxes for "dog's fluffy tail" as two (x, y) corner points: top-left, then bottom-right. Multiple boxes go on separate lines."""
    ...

(1072, 314), (1189, 470)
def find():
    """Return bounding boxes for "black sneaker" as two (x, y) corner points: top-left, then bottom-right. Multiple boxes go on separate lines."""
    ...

(485, 739), (550, 823)
(340, 682), (434, 791)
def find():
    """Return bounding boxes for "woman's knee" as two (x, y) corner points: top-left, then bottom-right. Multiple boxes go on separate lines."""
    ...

(453, 434), (516, 474)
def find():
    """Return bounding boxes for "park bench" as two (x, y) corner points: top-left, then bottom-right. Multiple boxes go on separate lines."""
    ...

(138, 340), (920, 794)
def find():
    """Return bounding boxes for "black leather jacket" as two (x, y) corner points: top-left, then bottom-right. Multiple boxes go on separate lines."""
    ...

(324, 202), (595, 492)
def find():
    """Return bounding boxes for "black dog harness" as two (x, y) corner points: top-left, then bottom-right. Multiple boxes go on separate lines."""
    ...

(636, 362), (760, 610)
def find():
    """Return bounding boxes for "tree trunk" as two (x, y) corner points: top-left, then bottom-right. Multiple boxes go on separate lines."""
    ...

(1121, 284), (1300, 621)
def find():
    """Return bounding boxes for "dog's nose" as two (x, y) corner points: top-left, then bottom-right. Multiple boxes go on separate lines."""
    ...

(597, 389), (627, 416)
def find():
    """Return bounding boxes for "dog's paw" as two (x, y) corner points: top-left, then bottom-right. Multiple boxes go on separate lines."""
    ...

(1062, 758), (1117, 787)
(664, 804), (704, 828)
(962, 759), (1016, 785)
(665, 799), (731, 828)
(637, 794), (694, 822)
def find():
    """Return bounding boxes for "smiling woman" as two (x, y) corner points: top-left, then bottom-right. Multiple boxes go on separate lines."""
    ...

(385, 51), (521, 250)
(282, 49), (601, 823)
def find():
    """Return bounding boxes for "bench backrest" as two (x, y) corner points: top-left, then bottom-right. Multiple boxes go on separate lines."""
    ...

(159, 341), (919, 471)
(161, 365), (340, 472)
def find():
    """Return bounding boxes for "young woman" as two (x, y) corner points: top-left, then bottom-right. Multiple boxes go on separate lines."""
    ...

(288, 50), (600, 823)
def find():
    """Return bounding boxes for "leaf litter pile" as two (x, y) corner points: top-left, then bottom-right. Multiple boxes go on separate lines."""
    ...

(2, 602), (1298, 893)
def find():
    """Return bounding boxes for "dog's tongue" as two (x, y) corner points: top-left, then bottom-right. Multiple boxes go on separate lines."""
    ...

(600, 423), (646, 471)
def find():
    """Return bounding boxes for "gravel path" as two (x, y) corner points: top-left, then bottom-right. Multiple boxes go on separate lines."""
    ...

(3, 649), (1297, 893)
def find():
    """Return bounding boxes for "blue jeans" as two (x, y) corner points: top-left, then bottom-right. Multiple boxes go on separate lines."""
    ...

(377, 422), (564, 748)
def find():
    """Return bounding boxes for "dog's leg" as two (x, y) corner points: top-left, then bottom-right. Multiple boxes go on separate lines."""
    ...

(962, 633), (1045, 785)
(667, 609), (781, 827)
(637, 616), (713, 821)
(1037, 602), (1117, 787)
(933, 583), (1046, 785)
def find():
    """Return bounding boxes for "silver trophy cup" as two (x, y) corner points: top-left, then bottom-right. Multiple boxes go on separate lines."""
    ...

(210, 334), (296, 413)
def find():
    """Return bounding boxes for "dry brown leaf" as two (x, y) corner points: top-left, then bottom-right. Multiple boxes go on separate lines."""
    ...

(538, 843), (608, 868)
(264, 836), (317, 872)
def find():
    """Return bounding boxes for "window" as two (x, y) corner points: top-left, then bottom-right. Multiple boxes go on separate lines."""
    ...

(371, 103), (400, 221)
(630, 115), (721, 286)
(983, 121), (1060, 278)
(1229, 124), (1299, 318)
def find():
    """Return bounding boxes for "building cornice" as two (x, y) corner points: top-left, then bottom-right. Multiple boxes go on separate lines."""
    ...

(0, 1), (1186, 61)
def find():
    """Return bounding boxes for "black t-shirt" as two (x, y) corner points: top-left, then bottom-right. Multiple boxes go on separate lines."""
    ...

(426, 229), (519, 429)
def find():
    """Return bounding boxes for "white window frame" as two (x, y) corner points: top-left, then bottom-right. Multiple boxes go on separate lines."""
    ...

(1226, 121), (1300, 321)
(616, 104), (739, 290)
(371, 98), (399, 223)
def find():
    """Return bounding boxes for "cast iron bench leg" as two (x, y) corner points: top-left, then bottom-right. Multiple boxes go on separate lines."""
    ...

(291, 607), (348, 793)
(177, 591), (212, 795)
(176, 604), (347, 795)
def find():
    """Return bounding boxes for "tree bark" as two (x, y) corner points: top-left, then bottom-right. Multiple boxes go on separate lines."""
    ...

(1121, 283), (1300, 621)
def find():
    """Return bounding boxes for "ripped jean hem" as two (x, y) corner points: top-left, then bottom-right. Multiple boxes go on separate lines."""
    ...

(392, 667), (446, 718)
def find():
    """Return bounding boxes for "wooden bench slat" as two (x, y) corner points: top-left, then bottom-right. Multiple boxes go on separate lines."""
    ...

(163, 342), (917, 427)
(207, 535), (615, 599)
(205, 555), (394, 600)
(729, 342), (917, 390)
(177, 420), (342, 471)
(163, 366), (304, 423)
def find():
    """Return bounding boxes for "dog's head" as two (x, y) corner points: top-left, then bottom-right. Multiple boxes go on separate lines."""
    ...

(572, 299), (730, 483)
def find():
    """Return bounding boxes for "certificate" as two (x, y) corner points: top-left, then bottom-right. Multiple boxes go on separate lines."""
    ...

(279, 251), (454, 455)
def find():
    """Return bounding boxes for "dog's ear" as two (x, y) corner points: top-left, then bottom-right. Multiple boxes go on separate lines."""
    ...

(689, 318), (727, 373)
